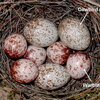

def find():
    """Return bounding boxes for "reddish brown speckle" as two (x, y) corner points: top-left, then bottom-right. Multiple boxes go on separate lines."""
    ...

(11, 35), (17, 39)
(74, 68), (77, 70)
(10, 66), (17, 75)
(40, 53), (43, 56)
(62, 48), (67, 53)
(69, 65), (72, 70)
(80, 65), (83, 68)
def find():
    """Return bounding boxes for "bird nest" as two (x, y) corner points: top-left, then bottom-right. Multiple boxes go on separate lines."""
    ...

(0, 0), (100, 100)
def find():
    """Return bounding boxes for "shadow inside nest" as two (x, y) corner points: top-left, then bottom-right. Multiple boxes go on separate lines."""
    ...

(0, 0), (100, 99)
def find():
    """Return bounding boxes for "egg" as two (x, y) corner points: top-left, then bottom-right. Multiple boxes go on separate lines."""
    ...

(10, 59), (38, 83)
(24, 18), (58, 47)
(47, 42), (70, 65)
(24, 45), (46, 66)
(66, 52), (91, 79)
(3, 34), (27, 59)
(35, 63), (70, 90)
(58, 17), (90, 50)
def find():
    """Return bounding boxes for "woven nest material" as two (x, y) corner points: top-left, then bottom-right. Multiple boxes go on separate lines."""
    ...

(0, 0), (100, 100)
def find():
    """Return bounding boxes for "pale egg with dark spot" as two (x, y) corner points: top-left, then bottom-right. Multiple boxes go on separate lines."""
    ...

(24, 18), (58, 47)
(3, 34), (27, 59)
(35, 63), (70, 90)
(10, 59), (38, 83)
(66, 52), (91, 79)
(47, 42), (70, 65)
(24, 45), (46, 66)
(58, 17), (90, 50)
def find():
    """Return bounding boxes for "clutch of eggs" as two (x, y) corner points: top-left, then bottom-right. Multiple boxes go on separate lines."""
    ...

(2, 17), (91, 89)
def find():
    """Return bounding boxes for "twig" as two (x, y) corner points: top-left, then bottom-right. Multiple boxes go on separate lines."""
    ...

(0, 1), (65, 5)
(83, 0), (100, 7)
(89, 92), (100, 100)
(10, 8), (12, 33)
(54, 9), (73, 22)
(13, 8), (28, 22)
(0, 3), (18, 17)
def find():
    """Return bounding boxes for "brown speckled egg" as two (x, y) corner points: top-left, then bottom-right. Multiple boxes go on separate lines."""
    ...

(35, 63), (70, 90)
(3, 34), (27, 59)
(58, 17), (90, 50)
(10, 59), (38, 83)
(47, 42), (70, 65)
(24, 18), (58, 47)
(24, 45), (46, 66)
(66, 52), (90, 79)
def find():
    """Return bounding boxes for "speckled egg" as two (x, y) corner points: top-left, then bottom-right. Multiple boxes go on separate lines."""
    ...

(58, 17), (90, 50)
(24, 18), (58, 47)
(66, 52), (91, 79)
(10, 59), (38, 83)
(35, 63), (70, 90)
(24, 45), (46, 66)
(47, 42), (70, 65)
(3, 34), (27, 58)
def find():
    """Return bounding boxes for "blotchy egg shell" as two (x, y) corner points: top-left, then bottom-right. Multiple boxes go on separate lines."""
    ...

(47, 42), (70, 65)
(35, 63), (70, 90)
(10, 59), (38, 83)
(24, 45), (46, 66)
(58, 17), (90, 50)
(24, 18), (58, 47)
(3, 34), (27, 58)
(66, 52), (90, 79)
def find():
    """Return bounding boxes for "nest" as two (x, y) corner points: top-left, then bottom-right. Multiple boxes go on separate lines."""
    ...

(0, 0), (100, 100)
